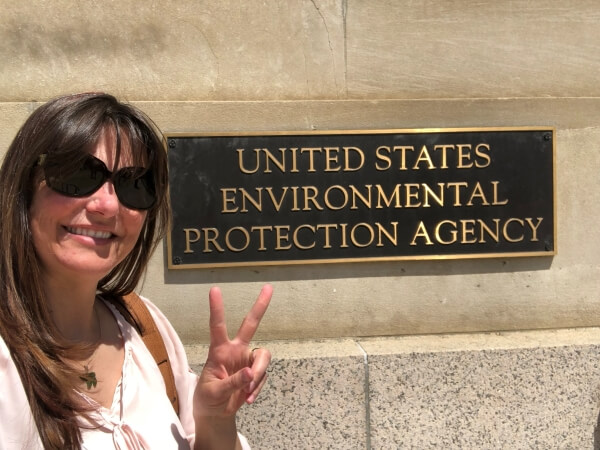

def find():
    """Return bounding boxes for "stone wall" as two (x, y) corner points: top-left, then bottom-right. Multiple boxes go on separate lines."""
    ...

(2, 1), (600, 447)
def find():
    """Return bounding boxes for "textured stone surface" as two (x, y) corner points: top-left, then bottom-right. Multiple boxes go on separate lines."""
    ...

(346, 1), (600, 99)
(2, 1), (600, 101)
(186, 329), (600, 449)
(0, 0), (346, 101)
(0, 102), (36, 159)
(188, 339), (368, 449)
(367, 346), (600, 448)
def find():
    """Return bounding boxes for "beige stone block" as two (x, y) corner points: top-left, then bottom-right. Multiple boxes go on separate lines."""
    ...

(0, 0), (346, 101)
(3, 1), (600, 102)
(346, 0), (600, 99)
(186, 329), (600, 448)
(0, 102), (36, 157)
(187, 339), (368, 449)
(135, 98), (600, 134)
(362, 329), (600, 448)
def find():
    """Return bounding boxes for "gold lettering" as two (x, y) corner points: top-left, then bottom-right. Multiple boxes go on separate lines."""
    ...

(221, 188), (238, 213)
(265, 186), (288, 211)
(183, 228), (201, 253)
(289, 148), (300, 172)
(316, 223), (338, 248)
(290, 186), (300, 211)
(446, 182), (469, 206)
(324, 185), (348, 210)
(435, 220), (458, 245)
(466, 182), (490, 206)
(302, 186), (324, 211)
(525, 217), (543, 241)
(376, 184), (402, 208)
(413, 145), (435, 170)
(350, 185), (371, 209)
(404, 183), (421, 207)
(240, 187), (262, 212)
(202, 228), (224, 252)
(491, 181), (509, 205)
(343, 147), (365, 171)
(340, 223), (349, 248)
(300, 147), (322, 172)
(478, 219), (501, 243)
(376, 222), (398, 247)
(433, 144), (454, 169)
(503, 218), (525, 242)
(225, 227), (250, 252)
(324, 147), (341, 172)
(350, 223), (375, 248)
(375, 146), (392, 171)
(410, 221), (434, 246)
(236, 148), (260, 174)
(394, 146), (414, 170)
(274, 225), (292, 250)
(461, 219), (477, 244)
(456, 144), (473, 168)
(410, 217), (541, 247)
(264, 148), (286, 173)
(475, 143), (491, 168)
(250, 225), (273, 251)
(293, 224), (316, 250)
(422, 183), (444, 207)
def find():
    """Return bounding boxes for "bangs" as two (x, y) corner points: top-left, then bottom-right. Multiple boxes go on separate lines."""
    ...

(112, 116), (156, 171)
(43, 115), (161, 187)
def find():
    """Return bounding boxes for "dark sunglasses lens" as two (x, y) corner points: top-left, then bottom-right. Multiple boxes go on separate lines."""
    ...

(45, 156), (105, 197)
(114, 168), (156, 210)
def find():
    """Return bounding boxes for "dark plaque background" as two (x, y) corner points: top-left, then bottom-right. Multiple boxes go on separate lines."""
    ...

(166, 128), (554, 268)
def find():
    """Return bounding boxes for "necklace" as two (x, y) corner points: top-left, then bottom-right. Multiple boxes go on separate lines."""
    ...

(79, 301), (102, 389)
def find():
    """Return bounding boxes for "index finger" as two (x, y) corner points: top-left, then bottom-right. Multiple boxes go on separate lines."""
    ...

(236, 284), (273, 344)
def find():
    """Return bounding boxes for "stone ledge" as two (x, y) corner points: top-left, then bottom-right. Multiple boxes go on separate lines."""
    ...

(186, 327), (600, 449)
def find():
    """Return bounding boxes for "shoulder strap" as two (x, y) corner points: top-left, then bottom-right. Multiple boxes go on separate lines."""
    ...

(105, 293), (180, 415)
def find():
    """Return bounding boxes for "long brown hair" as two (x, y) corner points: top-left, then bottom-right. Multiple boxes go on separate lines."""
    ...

(0, 93), (171, 448)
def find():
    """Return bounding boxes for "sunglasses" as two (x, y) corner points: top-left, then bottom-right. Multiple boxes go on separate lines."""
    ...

(38, 153), (156, 210)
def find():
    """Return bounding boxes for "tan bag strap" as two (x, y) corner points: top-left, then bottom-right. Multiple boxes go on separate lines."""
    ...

(105, 293), (180, 415)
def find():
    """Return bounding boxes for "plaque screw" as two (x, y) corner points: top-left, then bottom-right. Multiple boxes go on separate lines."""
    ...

(543, 133), (551, 141)
(173, 256), (182, 265)
(544, 241), (553, 251)
(168, 139), (176, 148)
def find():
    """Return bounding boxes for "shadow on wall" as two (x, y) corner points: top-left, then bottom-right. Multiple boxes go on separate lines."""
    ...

(162, 244), (553, 284)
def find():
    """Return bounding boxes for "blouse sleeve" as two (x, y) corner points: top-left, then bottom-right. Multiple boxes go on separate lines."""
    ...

(140, 296), (251, 450)
(0, 336), (44, 449)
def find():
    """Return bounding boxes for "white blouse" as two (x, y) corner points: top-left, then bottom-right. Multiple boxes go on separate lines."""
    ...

(0, 297), (250, 450)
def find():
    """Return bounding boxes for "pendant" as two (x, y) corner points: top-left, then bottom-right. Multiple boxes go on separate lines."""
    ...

(80, 365), (98, 389)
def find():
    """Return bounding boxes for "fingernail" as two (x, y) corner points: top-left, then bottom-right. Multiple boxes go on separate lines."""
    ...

(242, 368), (253, 383)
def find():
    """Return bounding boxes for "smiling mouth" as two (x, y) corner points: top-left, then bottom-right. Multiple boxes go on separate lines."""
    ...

(66, 226), (114, 239)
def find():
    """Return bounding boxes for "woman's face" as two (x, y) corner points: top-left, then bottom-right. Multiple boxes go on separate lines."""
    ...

(29, 128), (147, 285)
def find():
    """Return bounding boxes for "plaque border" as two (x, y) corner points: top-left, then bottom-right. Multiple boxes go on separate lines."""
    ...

(164, 126), (556, 269)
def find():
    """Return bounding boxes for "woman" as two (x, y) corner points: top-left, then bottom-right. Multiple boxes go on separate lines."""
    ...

(0, 93), (272, 449)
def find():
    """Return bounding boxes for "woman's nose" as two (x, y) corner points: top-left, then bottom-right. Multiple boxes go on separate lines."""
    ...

(86, 181), (120, 215)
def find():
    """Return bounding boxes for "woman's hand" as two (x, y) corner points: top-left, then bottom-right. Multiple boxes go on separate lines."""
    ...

(193, 284), (272, 448)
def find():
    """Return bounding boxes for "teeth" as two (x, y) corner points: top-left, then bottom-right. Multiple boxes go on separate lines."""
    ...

(67, 227), (112, 239)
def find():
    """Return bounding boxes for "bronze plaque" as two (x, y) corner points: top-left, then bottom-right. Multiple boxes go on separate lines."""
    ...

(166, 127), (555, 269)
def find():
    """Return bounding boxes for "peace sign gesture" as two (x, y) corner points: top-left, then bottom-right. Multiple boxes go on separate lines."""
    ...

(193, 284), (272, 449)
